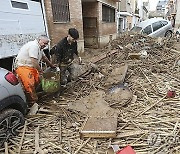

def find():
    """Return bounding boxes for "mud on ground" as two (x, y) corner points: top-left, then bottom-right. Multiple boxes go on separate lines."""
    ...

(1, 34), (180, 154)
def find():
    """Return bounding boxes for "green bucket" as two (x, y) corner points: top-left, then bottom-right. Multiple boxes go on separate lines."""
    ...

(41, 72), (60, 93)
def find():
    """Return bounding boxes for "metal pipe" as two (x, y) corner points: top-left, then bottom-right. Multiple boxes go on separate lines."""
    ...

(41, 0), (49, 38)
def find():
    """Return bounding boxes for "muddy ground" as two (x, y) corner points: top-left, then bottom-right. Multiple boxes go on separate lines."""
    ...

(1, 34), (180, 154)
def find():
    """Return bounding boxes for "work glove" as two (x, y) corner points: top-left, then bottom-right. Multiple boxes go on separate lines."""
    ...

(79, 57), (82, 64)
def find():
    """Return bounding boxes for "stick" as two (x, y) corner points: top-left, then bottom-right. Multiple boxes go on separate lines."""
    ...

(17, 121), (27, 154)
(49, 142), (71, 154)
(59, 118), (62, 143)
(93, 140), (97, 154)
(34, 126), (44, 154)
(139, 67), (158, 93)
(4, 142), (8, 154)
(9, 149), (16, 154)
(135, 95), (166, 117)
(67, 138), (72, 154)
(172, 56), (180, 69)
(74, 138), (91, 154)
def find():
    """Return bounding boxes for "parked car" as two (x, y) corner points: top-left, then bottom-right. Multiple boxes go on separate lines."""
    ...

(0, 67), (27, 147)
(131, 18), (173, 38)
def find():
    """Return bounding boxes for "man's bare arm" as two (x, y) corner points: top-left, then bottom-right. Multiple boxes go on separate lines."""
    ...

(42, 55), (55, 68)
(30, 57), (42, 73)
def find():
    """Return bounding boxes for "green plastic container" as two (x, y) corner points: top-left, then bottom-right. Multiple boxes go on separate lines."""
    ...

(41, 72), (60, 93)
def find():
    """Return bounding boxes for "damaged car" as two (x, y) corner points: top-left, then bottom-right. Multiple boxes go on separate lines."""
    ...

(0, 67), (28, 146)
(131, 18), (173, 38)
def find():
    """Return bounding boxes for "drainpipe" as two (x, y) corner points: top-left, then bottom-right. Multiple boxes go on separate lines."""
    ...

(41, 0), (49, 38)
(40, 0), (52, 54)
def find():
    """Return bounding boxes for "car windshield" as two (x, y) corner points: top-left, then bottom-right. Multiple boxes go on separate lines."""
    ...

(131, 26), (142, 32)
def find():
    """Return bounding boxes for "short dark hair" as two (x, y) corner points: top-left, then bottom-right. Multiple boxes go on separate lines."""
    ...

(68, 28), (79, 39)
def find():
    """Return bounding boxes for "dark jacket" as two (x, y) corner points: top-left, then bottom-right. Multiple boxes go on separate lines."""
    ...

(50, 37), (78, 64)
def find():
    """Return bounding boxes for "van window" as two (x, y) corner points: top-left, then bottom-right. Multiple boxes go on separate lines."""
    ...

(152, 21), (163, 32)
(11, 1), (29, 9)
(142, 25), (152, 35)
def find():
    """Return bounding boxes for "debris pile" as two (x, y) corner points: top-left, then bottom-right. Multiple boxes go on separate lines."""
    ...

(1, 34), (180, 153)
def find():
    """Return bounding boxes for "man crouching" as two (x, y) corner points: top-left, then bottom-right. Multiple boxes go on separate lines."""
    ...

(15, 35), (55, 106)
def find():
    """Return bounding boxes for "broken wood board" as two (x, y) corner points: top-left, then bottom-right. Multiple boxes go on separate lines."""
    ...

(105, 64), (128, 86)
(90, 50), (118, 64)
(128, 53), (141, 59)
(28, 103), (39, 115)
(80, 116), (117, 138)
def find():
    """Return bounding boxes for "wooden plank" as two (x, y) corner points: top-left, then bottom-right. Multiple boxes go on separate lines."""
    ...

(81, 117), (117, 138)
(105, 64), (128, 86)
(90, 50), (118, 64)
(128, 53), (141, 59)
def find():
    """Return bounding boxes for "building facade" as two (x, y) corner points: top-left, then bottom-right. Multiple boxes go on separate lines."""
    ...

(43, 0), (118, 50)
(43, 0), (84, 52)
(138, 0), (149, 21)
(82, 0), (118, 48)
(117, 0), (140, 33)
(166, 0), (180, 29)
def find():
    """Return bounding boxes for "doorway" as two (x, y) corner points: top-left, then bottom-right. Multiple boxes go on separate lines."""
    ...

(83, 17), (98, 48)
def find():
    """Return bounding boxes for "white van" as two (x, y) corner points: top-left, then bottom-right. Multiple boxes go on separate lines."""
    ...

(0, 0), (46, 60)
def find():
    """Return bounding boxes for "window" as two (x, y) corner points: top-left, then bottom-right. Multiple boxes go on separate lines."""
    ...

(142, 25), (152, 35)
(102, 5), (115, 23)
(152, 21), (163, 32)
(51, 0), (70, 22)
(11, 0), (28, 9)
(131, 26), (142, 32)
(161, 20), (168, 26)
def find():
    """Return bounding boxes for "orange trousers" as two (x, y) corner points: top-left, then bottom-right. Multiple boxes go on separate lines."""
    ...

(15, 66), (40, 102)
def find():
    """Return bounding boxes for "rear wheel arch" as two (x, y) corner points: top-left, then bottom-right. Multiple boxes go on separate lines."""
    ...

(0, 96), (27, 115)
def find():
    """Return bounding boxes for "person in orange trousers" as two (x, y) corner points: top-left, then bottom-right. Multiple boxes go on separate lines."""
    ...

(15, 67), (40, 103)
(15, 35), (55, 106)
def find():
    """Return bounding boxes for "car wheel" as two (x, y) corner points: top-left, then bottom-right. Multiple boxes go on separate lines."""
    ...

(165, 31), (172, 39)
(0, 109), (25, 147)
